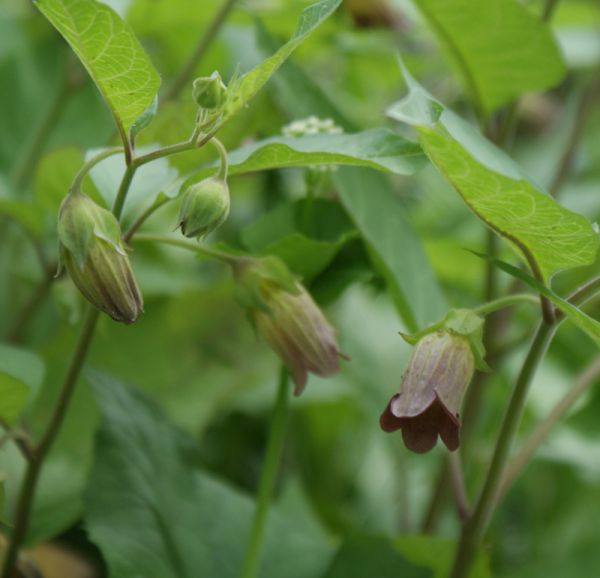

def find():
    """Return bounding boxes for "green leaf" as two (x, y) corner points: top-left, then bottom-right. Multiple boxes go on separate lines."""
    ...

(85, 372), (335, 578)
(35, 0), (161, 140)
(0, 344), (45, 424)
(474, 253), (600, 348)
(387, 68), (600, 283)
(333, 167), (447, 332)
(185, 129), (424, 187)
(323, 535), (431, 578)
(222, 0), (342, 124)
(394, 535), (490, 578)
(241, 199), (357, 281)
(413, 0), (566, 116)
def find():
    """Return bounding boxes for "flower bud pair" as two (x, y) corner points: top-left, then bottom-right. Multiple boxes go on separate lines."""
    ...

(57, 193), (143, 324)
(235, 257), (343, 395)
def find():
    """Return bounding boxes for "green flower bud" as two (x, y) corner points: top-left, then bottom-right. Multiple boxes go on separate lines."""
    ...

(192, 71), (227, 109)
(177, 177), (230, 239)
(57, 193), (143, 324)
(380, 331), (475, 453)
(235, 257), (343, 395)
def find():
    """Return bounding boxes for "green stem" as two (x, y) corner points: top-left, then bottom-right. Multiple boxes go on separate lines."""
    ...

(163, 0), (240, 102)
(0, 307), (100, 578)
(133, 234), (244, 266)
(133, 139), (197, 169)
(211, 137), (229, 180)
(11, 74), (70, 191)
(123, 198), (172, 243)
(112, 164), (137, 219)
(69, 147), (124, 194)
(240, 367), (289, 578)
(448, 319), (556, 578)
(499, 354), (600, 497)
(473, 294), (539, 316)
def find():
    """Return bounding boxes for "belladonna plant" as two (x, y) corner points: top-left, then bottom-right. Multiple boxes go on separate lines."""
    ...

(233, 255), (344, 395)
(380, 310), (487, 453)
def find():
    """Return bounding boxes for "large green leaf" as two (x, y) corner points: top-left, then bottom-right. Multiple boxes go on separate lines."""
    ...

(223, 0), (342, 124)
(0, 344), (45, 425)
(334, 167), (447, 332)
(323, 535), (432, 578)
(414, 0), (566, 116)
(394, 535), (490, 578)
(184, 129), (425, 187)
(85, 372), (335, 578)
(387, 68), (599, 283)
(35, 0), (160, 139)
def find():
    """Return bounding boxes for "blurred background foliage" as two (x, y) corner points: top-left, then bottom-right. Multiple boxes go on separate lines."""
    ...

(1, 0), (600, 576)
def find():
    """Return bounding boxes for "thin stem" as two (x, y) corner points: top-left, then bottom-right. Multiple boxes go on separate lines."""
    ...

(541, 0), (560, 21)
(11, 73), (70, 191)
(500, 355), (600, 497)
(163, 0), (240, 102)
(549, 74), (600, 198)
(211, 137), (228, 180)
(69, 147), (124, 194)
(0, 307), (100, 578)
(564, 275), (600, 311)
(112, 164), (137, 219)
(448, 320), (556, 578)
(133, 139), (197, 169)
(0, 419), (33, 463)
(240, 367), (289, 578)
(133, 233), (243, 266)
(449, 452), (470, 523)
(123, 198), (172, 243)
(5, 266), (57, 344)
(473, 294), (539, 317)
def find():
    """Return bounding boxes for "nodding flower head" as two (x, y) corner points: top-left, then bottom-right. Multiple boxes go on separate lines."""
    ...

(57, 193), (143, 324)
(234, 256), (344, 395)
(177, 177), (230, 239)
(380, 329), (476, 453)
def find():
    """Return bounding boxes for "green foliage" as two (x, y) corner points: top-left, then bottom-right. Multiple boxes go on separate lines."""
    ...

(35, 0), (161, 138)
(0, 344), (44, 424)
(388, 67), (599, 283)
(414, 0), (566, 116)
(85, 371), (335, 578)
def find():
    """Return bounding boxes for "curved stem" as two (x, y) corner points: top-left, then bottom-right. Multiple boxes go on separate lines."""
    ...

(211, 137), (228, 180)
(123, 198), (172, 243)
(473, 294), (539, 317)
(163, 0), (240, 102)
(499, 355), (600, 497)
(448, 319), (557, 578)
(0, 307), (100, 578)
(69, 147), (123, 194)
(240, 366), (289, 578)
(133, 234), (244, 266)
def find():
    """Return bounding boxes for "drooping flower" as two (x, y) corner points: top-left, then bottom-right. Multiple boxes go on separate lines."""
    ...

(57, 193), (143, 324)
(234, 256), (343, 395)
(380, 330), (476, 453)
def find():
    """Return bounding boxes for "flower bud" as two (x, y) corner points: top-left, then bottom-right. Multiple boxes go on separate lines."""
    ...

(380, 331), (475, 453)
(57, 193), (143, 324)
(192, 71), (227, 109)
(177, 177), (230, 239)
(235, 257), (343, 395)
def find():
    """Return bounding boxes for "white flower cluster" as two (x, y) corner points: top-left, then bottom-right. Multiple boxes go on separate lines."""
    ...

(282, 116), (343, 137)
(282, 116), (344, 173)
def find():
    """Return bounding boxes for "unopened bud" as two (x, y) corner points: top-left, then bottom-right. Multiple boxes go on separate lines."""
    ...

(57, 193), (143, 324)
(235, 257), (343, 395)
(192, 71), (227, 109)
(380, 331), (475, 453)
(177, 177), (230, 239)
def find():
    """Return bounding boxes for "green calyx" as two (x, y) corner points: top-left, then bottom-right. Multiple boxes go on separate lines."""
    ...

(177, 177), (230, 239)
(233, 255), (300, 313)
(401, 308), (489, 372)
(192, 71), (228, 110)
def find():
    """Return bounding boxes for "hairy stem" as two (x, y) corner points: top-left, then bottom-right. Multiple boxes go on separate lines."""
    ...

(448, 320), (556, 578)
(163, 0), (240, 102)
(240, 367), (289, 578)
